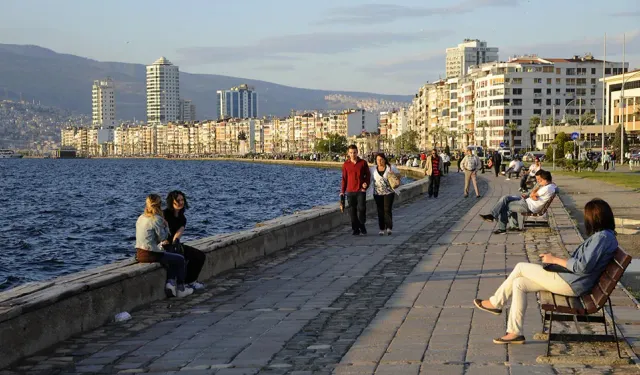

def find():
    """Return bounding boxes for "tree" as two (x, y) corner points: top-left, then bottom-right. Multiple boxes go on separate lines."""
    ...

(237, 131), (247, 141)
(506, 121), (518, 155)
(315, 133), (348, 154)
(545, 132), (570, 160)
(394, 130), (419, 154)
(528, 116), (541, 151)
(449, 130), (458, 150)
(477, 121), (489, 148)
(611, 124), (630, 162)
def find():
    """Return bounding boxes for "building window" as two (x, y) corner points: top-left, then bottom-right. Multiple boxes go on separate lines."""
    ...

(546, 88), (552, 94)
(534, 109), (542, 115)
(556, 68), (561, 74)
(534, 78), (542, 84)
(547, 78), (552, 84)
(591, 68), (596, 75)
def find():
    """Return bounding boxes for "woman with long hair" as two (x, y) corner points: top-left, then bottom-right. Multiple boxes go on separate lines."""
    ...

(473, 199), (618, 344)
(135, 194), (193, 298)
(370, 152), (399, 236)
(163, 190), (206, 290)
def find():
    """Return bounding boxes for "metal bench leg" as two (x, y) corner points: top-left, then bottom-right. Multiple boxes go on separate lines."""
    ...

(608, 298), (622, 359)
(546, 311), (554, 356)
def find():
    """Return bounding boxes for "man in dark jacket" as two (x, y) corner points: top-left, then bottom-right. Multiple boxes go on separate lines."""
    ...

(340, 145), (371, 235)
(491, 152), (502, 177)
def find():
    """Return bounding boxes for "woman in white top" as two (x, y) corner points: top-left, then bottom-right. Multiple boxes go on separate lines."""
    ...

(519, 157), (541, 192)
(371, 153), (399, 236)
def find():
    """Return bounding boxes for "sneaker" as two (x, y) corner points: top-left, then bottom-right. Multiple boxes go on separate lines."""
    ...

(360, 227), (367, 235)
(476, 195), (482, 199)
(352, 230), (361, 236)
(176, 286), (194, 298)
(188, 281), (205, 290)
(386, 229), (392, 236)
(493, 229), (507, 235)
(505, 178), (511, 181)
(379, 230), (385, 236)
(165, 281), (177, 298)
(464, 194), (468, 198)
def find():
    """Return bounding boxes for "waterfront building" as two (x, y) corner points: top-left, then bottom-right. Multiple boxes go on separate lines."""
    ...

(216, 84), (258, 119)
(446, 39), (499, 79)
(179, 99), (196, 123)
(411, 54), (627, 152)
(92, 78), (116, 127)
(146, 57), (180, 124)
(470, 54), (627, 150)
(602, 70), (640, 140)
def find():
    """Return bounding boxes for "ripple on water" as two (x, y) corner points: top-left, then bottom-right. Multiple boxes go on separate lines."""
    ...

(1, 159), (359, 291)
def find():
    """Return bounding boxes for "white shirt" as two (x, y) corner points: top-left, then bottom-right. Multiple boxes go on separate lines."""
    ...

(528, 163), (541, 176)
(526, 183), (556, 213)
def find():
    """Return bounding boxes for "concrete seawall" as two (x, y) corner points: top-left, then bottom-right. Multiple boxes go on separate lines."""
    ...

(0, 163), (427, 369)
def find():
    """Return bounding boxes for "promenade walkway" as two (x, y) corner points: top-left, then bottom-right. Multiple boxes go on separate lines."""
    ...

(5, 173), (639, 375)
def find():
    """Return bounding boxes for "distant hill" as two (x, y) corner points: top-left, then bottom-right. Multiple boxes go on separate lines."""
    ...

(0, 44), (411, 120)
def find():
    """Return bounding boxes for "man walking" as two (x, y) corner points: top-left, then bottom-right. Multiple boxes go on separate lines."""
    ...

(491, 151), (502, 177)
(424, 148), (443, 198)
(480, 170), (555, 234)
(341, 145), (371, 235)
(461, 148), (481, 198)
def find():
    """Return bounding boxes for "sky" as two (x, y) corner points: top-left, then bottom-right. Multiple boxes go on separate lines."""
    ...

(1, 0), (639, 95)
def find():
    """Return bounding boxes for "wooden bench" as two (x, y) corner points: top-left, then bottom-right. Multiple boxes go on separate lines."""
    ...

(538, 247), (632, 357)
(517, 193), (556, 230)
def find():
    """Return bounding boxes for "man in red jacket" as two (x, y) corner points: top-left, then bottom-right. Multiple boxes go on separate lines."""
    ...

(341, 144), (371, 235)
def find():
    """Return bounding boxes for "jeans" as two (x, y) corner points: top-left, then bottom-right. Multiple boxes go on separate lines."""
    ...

(493, 164), (500, 177)
(373, 193), (394, 230)
(490, 195), (530, 230)
(182, 244), (206, 284)
(519, 174), (531, 191)
(463, 170), (479, 196)
(428, 175), (441, 197)
(505, 168), (521, 179)
(489, 262), (576, 335)
(443, 162), (449, 174)
(137, 249), (187, 284)
(346, 192), (367, 232)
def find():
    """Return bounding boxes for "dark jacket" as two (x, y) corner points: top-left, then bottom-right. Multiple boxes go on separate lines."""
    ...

(491, 152), (502, 166)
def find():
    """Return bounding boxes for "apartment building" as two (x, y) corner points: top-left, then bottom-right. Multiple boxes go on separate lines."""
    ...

(470, 54), (627, 150)
(146, 57), (180, 124)
(92, 78), (116, 127)
(446, 39), (499, 79)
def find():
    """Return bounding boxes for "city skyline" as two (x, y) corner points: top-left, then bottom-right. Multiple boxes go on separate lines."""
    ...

(1, 0), (639, 95)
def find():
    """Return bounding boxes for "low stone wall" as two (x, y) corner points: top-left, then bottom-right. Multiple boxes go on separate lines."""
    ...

(0, 165), (426, 369)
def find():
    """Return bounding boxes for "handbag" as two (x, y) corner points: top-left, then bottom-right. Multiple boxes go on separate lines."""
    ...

(387, 171), (401, 189)
(542, 263), (571, 273)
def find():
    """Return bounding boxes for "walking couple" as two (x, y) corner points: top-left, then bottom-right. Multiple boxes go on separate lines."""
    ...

(340, 145), (399, 236)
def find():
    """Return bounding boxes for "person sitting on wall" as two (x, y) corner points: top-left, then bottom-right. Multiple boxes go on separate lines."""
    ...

(163, 191), (206, 291)
(136, 194), (193, 298)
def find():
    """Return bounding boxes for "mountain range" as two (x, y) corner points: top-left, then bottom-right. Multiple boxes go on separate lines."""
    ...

(0, 44), (411, 120)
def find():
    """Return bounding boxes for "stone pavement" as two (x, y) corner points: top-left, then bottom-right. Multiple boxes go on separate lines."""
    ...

(4, 173), (640, 375)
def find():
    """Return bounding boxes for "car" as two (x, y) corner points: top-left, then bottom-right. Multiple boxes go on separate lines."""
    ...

(523, 151), (545, 162)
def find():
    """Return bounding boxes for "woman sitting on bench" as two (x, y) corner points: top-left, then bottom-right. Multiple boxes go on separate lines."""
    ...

(473, 198), (618, 344)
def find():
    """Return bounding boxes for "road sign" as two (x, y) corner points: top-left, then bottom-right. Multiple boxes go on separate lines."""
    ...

(571, 132), (579, 140)
(499, 142), (506, 148)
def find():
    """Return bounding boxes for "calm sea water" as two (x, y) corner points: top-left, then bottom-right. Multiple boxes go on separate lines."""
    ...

(1, 159), (402, 291)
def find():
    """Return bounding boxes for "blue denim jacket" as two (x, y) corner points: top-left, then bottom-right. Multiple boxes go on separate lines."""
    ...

(560, 229), (618, 295)
(135, 214), (168, 253)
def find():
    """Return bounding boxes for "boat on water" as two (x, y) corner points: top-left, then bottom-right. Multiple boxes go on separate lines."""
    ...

(0, 149), (23, 159)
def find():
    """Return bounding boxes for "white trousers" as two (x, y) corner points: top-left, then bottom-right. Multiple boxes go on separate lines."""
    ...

(489, 262), (576, 335)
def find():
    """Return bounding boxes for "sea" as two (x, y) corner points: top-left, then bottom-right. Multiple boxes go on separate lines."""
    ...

(0, 158), (408, 291)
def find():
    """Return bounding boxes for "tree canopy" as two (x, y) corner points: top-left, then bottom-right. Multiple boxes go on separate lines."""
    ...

(315, 133), (348, 153)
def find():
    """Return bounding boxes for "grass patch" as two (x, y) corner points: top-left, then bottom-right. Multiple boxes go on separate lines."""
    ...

(552, 171), (640, 190)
